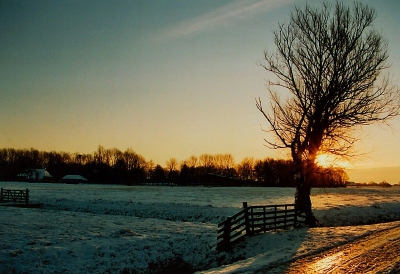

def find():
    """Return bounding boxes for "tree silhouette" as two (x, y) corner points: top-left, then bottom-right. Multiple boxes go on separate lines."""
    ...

(237, 157), (256, 180)
(152, 165), (166, 183)
(256, 1), (399, 226)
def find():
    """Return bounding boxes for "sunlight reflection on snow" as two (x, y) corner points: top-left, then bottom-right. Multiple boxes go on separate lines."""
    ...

(309, 251), (344, 273)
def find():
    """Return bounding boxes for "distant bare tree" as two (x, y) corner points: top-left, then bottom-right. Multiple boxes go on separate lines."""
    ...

(214, 154), (235, 175)
(166, 157), (178, 172)
(82, 153), (93, 165)
(222, 154), (236, 170)
(108, 148), (123, 167)
(59, 151), (72, 164)
(73, 153), (83, 165)
(186, 155), (198, 168)
(145, 159), (155, 178)
(256, 1), (399, 226)
(94, 145), (106, 165)
(199, 154), (215, 171)
(123, 148), (145, 171)
(237, 157), (255, 180)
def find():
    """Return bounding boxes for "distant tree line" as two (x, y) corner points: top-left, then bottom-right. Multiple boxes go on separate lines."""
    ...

(347, 181), (392, 187)
(0, 146), (348, 187)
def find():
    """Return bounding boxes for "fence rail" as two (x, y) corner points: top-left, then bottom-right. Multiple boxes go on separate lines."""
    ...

(217, 202), (304, 251)
(0, 188), (29, 204)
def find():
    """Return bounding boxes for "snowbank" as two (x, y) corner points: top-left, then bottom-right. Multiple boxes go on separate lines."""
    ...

(0, 182), (399, 273)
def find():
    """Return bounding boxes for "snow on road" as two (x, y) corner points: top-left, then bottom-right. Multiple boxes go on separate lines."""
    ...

(0, 182), (399, 273)
(263, 222), (400, 273)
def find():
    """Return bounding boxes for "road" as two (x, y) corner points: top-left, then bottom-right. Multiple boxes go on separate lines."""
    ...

(265, 224), (400, 274)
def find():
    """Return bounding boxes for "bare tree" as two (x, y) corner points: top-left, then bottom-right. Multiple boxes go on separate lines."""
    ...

(256, 1), (399, 226)
(94, 145), (106, 165)
(145, 159), (155, 179)
(108, 148), (123, 167)
(214, 154), (236, 176)
(199, 154), (215, 171)
(186, 155), (198, 168)
(237, 157), (256, 180)
(166, 157), (178, 172)
(123, 148), (146, 171)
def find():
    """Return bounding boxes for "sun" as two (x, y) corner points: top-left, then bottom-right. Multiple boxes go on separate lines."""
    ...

(315, 153), (351, 168)
(315, 154), (332, 167)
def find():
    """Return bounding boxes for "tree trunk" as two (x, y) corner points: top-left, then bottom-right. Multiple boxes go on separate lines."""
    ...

(294, 159), (319, 227)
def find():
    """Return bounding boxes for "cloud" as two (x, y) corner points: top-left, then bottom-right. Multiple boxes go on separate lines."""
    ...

(153, 0), (294, 41)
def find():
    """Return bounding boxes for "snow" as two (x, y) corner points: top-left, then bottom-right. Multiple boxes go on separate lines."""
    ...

(0, 182), (399, 273)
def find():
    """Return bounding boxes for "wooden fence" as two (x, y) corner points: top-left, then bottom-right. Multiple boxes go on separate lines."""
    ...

(0, 188), (29, 204)
(217, 202), (304, 251)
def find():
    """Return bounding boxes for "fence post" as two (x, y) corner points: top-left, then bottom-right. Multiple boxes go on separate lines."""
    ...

(284, 205), (287, 228)
(25, 188), (29, 204)
(0, 188), (3, 203)
(222, 217), (232, 251)
(263, 206), (266, 233)
(243, 202), (251, 236)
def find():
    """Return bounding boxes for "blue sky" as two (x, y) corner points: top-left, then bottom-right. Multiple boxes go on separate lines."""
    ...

(1, 0), (399, 181)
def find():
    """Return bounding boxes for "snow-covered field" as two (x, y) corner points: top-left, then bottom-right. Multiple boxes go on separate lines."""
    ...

(0, 182), (399, 273)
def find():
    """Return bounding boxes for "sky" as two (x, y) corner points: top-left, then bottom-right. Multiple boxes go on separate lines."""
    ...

(1, 0), (399, 182)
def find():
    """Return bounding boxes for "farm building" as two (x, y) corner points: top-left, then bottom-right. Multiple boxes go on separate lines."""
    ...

(17, 169), (53, 182)
(61, 175), (87, 184)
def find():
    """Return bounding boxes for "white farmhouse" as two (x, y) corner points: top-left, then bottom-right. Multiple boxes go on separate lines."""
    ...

(17, 169), (53, 182)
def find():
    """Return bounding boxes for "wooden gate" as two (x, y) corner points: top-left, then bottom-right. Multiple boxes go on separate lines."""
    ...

(0, 188), (29, 204)
(217, 202), (304, 251)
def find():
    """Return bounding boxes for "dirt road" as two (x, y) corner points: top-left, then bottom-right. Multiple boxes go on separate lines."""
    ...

(265, 223), (400, 273)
